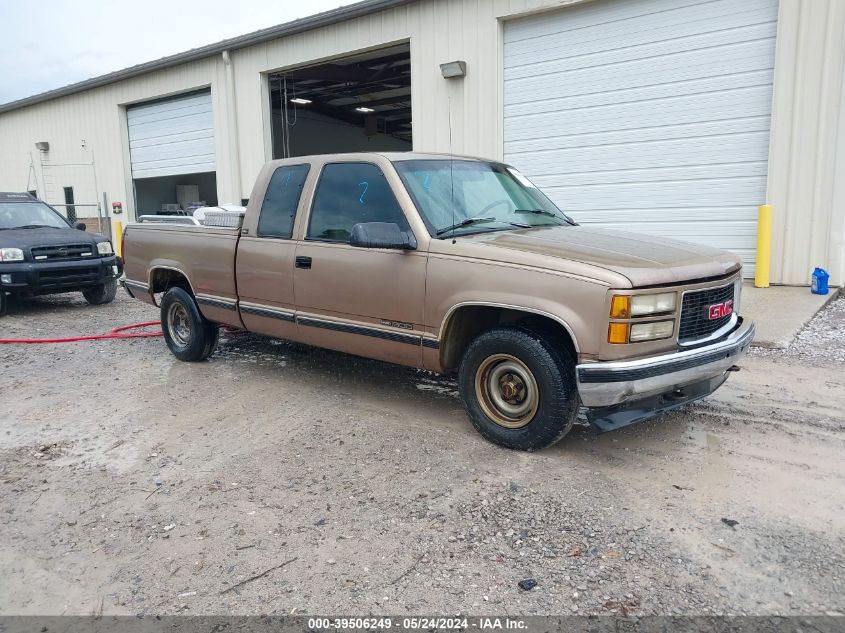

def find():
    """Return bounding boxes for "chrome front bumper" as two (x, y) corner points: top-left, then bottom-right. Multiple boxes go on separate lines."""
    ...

(576, 318), (755, 409)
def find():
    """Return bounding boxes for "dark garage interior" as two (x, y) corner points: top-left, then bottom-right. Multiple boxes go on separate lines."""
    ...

(269, 43), (412, 158)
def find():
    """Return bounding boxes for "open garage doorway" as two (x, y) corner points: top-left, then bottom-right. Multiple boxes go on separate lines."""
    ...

(269, 43), (411, 158)
(127, 90), (218, 217)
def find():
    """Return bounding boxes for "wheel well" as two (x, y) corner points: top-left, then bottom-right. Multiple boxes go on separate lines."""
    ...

(439, 305), (577, 373)
(150, 268), (193, 295)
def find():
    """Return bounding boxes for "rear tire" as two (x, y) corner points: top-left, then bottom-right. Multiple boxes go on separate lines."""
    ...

(458, 326), (579, 451)
(160, 287), (219, 362)
(83, 277), (117, 305)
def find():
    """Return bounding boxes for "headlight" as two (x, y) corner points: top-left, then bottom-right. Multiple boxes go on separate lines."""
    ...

(610, 292), (676, 318)
(630, 320), (675, 342)
(97, 241), (114, 255)
(631, 292), (676, 316)
(0, 248), (24, 262)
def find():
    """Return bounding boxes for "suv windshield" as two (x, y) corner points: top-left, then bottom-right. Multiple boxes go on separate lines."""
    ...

(394, 159), (574, 237)
(0, 202), (70, 230)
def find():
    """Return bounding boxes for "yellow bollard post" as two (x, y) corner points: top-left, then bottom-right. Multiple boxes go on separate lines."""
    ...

(755, 204), (772, 288)
(114, 221), (124, 258)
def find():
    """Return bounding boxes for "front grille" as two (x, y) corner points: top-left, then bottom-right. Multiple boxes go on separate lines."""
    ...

(37, 267), (100, 288)
(31, 243), (94, 261)
(679, 283), (735, 343)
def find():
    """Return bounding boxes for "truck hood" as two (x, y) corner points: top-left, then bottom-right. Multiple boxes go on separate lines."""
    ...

(0, 227), (104, 249)
(467, 225), (741, 287)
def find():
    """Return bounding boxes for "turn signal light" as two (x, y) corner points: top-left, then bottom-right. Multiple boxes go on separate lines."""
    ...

(610, 295), (630, 319)
(608, 323), (629, 344)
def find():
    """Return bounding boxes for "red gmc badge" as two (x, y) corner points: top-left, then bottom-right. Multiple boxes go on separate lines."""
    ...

(708, 299), (733, 320)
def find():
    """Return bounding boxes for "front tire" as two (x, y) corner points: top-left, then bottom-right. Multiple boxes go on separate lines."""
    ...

(83, 277), (117, 305)
(0, 291), (7, 317)
(160, 287), (219, 362)
(458, 326), (579, 451)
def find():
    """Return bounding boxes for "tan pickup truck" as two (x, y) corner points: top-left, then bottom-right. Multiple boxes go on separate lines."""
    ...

(122, 152), (754, 450)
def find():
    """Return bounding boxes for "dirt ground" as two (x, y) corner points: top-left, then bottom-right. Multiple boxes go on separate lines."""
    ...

(1, 290), (843, 617)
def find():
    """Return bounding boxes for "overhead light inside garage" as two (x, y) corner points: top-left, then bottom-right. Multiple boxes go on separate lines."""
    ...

(290, 97), (312, 104)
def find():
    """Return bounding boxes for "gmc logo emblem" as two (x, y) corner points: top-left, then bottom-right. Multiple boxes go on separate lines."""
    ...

(708, 300), (733, 320)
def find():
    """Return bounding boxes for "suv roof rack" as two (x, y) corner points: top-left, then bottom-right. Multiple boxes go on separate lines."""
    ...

(0, 192), (37, 202)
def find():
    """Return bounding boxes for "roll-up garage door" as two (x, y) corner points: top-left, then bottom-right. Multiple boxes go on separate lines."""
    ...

(503, 0), (779, 277)
(127, 90), (215, 179)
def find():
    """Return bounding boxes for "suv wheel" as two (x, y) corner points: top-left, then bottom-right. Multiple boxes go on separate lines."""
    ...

(458, 326), (579, 451)
(160, 287), (219, 362)
(0, 291), (7, 317)
(82, 278), (118, 305)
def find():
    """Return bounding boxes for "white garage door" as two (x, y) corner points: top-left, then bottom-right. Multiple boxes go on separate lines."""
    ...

(127, 90), (216, 179)
(503, 0), (779, 277)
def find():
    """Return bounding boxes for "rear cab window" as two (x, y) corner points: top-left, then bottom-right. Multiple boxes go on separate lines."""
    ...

(257, 164), (311, 238)
(306, 162), (410, 243)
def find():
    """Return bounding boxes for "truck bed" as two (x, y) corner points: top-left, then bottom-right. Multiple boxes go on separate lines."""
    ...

(122, 222), (240, 324)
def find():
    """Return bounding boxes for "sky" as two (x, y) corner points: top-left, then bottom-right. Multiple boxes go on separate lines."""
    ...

(0, 0), (351, 105)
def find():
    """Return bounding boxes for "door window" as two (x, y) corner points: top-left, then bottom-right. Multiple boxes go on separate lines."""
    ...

(307, 163), (409, 243)
(63, 186), (76, 222)
(257, 164), (310, 238)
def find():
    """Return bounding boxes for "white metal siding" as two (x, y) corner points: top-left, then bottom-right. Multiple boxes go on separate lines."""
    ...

(504, 0), (780, 276)
(127, 90), (215, 179)
(0, 0), (842, 285)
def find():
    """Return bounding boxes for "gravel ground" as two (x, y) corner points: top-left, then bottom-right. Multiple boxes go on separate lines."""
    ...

(1, 290), (843, 617)
(750, 295), (845, 367)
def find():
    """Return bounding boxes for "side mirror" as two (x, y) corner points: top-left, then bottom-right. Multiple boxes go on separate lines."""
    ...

(350, 222), (416, 250)
(75, 222), (87, 231)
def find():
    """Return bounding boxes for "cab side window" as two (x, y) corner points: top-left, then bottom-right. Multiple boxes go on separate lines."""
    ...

(257, 164), (310, 238)
(307, 162), (409, 243)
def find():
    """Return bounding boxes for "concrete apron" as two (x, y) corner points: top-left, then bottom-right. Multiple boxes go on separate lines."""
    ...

(741, 283), (840, 349)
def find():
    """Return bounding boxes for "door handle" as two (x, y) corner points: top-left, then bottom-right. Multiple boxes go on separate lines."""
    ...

(295, 256), (312, 269)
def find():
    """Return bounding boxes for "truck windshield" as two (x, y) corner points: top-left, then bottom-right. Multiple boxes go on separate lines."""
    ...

(393, 159), (574, 237)
(0, 202), (70, 230)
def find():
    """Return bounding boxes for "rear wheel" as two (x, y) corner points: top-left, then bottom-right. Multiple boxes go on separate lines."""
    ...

(458, 326), (579, 451)
(83, 277), (117, 305)
(160, 287), (219, 362)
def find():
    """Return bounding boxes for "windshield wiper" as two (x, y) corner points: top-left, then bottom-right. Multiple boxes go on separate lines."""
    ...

(435, 216), (499, 236)
(514, 208), (577, 225)
(11, 224), (58, 229)
(513, 208), (558, 217)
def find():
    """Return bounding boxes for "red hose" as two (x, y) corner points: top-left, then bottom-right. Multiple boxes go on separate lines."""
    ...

(0, 321), (163, 344)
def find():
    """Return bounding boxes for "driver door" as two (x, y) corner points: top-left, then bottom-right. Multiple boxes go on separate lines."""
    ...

(293, 161), (427, 367)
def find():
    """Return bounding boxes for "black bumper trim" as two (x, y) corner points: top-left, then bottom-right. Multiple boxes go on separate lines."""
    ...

(0, 256), (121, 295)
(587, 375), (728, 433)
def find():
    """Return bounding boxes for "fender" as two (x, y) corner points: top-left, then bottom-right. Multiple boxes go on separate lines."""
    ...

(147, 264), (196, 307)
(438, 301), (581, 353)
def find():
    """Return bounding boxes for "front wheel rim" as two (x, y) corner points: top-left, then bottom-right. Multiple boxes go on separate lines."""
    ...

(167, 302), (192, 347)
(475, 354), (539, 429)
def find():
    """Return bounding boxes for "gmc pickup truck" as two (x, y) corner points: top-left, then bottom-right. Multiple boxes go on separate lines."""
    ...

(123, 152), (754, 450)
(0, 192), (120, 316)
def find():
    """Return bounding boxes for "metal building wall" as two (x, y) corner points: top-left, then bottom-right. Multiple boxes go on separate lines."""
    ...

(0, 0), (842, 285)
(216, 0), (845, 286)
(766, 0), (845, 287)
(0, 57), (236, 224)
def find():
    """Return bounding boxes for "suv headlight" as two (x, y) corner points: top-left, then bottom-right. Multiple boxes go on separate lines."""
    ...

(97, 241), (114, 255)
(0, 248), (24, 262)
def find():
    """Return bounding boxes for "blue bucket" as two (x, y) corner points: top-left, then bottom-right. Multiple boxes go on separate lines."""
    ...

(811, 267), (829, 295)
